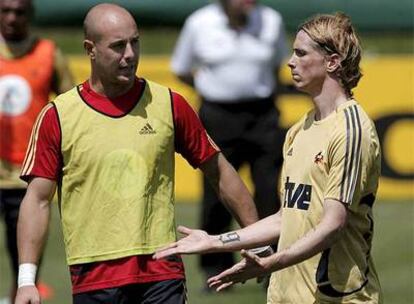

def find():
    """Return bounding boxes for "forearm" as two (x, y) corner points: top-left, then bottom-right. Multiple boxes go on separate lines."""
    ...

(217, 154), (259, 226)
(266, 200), (347, 272)
(201, 153), (259, 227)
(17, 193), (50, 265)
(14, 180), (53, 304)
(153, 204), (280, 259)
(210, 212), (281, 252)
(17, 178), (55, 266)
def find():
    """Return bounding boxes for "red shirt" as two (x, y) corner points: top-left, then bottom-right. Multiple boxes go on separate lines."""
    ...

(21, 78), (219, 294)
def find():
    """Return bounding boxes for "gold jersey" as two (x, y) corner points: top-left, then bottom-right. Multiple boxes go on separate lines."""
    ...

(268, 100), (383, 304)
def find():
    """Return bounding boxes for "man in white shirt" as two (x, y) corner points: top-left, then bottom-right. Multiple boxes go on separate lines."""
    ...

(171, 0), (288, 285)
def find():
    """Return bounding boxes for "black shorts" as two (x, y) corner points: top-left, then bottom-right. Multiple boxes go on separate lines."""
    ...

(72, 279), (187, 304)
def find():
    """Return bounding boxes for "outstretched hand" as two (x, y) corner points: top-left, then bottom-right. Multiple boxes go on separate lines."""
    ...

(207, 249), (271, 291)
(153, 225), (217, 260)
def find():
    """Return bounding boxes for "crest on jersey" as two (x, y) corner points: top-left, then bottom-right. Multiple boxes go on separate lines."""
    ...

(314, 151), (325, 164)
(0, 75), (32, 116)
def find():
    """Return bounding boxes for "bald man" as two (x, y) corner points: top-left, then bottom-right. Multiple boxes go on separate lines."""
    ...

(0, 0), (73, 301)
(15, 3), (258, 303)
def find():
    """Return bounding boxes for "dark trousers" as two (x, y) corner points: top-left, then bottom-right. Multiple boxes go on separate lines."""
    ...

(0, 188), (25, 285)
(198, 97), (284, 275)
(73, 279), (187, 304)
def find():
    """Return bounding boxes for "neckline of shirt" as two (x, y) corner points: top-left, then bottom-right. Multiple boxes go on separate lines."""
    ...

(311, 99), (357, 125)
(0, 35), (38, 59)
(78, 77), (145, 117)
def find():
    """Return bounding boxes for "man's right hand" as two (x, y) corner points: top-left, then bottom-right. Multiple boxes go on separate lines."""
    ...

(153, 225), (220, 259)
(15, 286), (41, 304)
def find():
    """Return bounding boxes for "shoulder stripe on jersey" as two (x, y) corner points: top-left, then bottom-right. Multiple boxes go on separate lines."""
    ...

(346, 107), (357, 201)
(340, 109), (351, 201)
(340, 106), (362, 203)
(346, 105), (362, 202)
(21, 103), (54, 176)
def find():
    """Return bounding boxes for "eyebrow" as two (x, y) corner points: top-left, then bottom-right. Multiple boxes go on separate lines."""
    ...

(109, 35), (139, 45)
(293, 47), (305, 52)
(116, 34), (139, 41)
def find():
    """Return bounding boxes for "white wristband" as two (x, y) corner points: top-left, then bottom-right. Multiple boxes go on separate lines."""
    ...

(249, 245), (274, 257)
(18, 263), (37, 288)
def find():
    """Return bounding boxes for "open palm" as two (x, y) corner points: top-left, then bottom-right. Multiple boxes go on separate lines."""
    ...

(153, 225), (216, 259)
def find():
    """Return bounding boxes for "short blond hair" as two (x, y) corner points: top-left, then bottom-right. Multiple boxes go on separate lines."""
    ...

(300, 12), (362, 96)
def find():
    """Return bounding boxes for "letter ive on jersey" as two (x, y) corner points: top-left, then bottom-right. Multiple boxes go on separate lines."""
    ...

(283, 177), (312, 210)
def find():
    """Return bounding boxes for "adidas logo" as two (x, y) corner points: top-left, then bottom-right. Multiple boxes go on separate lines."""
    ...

(287, 147), (293, 156)
(139, 123), (156, 135)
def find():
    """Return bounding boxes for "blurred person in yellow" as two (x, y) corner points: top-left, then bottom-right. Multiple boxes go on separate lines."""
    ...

(14, 3), (260, 303)
(155, 12), (383, 304)
(171, 0), (288, 283)
(0, 0), (73, 302)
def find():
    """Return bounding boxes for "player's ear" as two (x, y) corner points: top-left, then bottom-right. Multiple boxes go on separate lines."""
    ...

(326, 53), (341, 73)
(84, 39), (96, 59)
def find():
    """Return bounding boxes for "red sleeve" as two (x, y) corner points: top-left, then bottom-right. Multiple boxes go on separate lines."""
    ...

(172, 91), (219, 168)
(20, 103), (62, 182)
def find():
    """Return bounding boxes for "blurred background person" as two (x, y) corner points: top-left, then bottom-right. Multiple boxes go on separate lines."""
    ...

(0, 0), (74, 302)
(170, 0), (288, 285)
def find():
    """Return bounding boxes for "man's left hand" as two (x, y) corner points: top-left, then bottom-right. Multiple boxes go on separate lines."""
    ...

(207, 249), (272, 291)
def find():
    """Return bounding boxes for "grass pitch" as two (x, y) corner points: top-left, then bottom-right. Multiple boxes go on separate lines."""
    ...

(1, 200), (413, 303)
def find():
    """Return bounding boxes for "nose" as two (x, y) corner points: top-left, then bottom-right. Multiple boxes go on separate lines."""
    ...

(287, 54), (295, 69)
(5, 12), (18, 24)
(124, 42), (136, 61)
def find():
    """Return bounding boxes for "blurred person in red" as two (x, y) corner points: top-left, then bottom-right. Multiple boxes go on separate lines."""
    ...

(0, 0), (73, 301)
(171, 0), (288, 284)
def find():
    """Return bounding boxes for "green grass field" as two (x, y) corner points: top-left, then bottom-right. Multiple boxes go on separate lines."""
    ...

(1, 200), (413, 303)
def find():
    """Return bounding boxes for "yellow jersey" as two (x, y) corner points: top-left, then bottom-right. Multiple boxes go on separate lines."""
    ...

(53, 80), (176, 265)
(268, 100), (383, 304)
